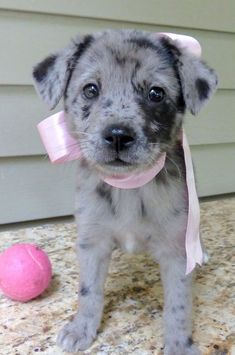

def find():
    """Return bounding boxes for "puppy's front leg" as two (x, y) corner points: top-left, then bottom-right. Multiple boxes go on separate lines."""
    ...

(57, 234), (112, 352)
(159, 256), (200, 355)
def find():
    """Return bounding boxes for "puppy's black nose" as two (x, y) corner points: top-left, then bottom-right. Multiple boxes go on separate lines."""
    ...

(103, 125), (135, 151)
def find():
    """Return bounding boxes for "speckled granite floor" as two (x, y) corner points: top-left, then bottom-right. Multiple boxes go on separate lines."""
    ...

(0, 197), (234, 355)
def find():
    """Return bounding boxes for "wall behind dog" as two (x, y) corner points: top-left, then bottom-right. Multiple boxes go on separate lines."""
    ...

(0, 0), (235, 224)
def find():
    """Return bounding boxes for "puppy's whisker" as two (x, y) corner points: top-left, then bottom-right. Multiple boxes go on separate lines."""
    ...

(166, 155), (182, 180)
(69, 130), (93, 137)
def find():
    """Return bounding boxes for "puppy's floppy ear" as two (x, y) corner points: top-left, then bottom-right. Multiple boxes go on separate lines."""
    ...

(32, 35), (93, 109)
(177, 52), (218, 115)
(160, 37), (218, 115)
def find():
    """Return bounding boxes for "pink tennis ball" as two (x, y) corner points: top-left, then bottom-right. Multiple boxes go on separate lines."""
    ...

(0, 243), (52, 302)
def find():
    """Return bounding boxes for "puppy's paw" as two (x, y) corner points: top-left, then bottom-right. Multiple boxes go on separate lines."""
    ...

(56, 316), (97, 352)
(164, 341), (201, 355)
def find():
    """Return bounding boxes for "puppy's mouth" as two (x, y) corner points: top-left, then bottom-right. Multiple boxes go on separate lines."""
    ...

(105, 158), (131, 167)
(96, 156), (138, 175)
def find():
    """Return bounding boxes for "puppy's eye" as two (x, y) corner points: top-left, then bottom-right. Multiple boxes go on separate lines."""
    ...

(148, 87), (165, 102)
(83, 83), (99, 99)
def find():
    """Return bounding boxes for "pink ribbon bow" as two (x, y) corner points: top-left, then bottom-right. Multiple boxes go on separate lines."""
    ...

(37, 33), (203, 274)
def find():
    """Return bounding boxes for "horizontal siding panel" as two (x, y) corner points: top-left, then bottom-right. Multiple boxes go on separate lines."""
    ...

(185, 89), (235, 145)
(0, 0), (234, 33)
(193, 143), (235, 197)
(1, 144), (235, 223)
(0, 87), (234, 157)
(0, 3), (234, 223)
(0, 157), (77, 224)
(0, 10), (234, 89)
(0, 86), (61, 157)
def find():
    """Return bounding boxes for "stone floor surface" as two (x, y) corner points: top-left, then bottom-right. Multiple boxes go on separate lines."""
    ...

(0, 197), (234, 355)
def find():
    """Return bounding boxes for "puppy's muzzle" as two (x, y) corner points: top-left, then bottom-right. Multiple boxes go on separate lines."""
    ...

(102, 125), (136, 153)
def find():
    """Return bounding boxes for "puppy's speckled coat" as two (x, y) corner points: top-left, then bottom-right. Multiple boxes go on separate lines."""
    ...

(33, 30), (217, 354)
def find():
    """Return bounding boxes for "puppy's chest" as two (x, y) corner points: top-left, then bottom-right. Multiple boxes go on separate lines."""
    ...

(110, 183), (179, 253)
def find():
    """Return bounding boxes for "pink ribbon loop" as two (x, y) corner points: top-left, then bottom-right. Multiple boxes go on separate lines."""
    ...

(37, 111), (82, 163)
(158, 33), (202, 57)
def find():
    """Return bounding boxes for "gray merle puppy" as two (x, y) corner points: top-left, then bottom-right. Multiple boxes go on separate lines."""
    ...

(33, 30), (217, 354)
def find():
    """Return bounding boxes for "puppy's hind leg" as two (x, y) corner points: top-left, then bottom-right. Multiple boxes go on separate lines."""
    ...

(57, 231), (113, 352)
(159, 255), (200, 355)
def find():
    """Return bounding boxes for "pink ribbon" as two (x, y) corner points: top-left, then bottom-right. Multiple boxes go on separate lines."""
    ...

(37, 112), (203, 273)
(182, 132), (203, 274)
(157, 32), (202, 57)
(37, 33), (203, 274)
(37, 111), (82, 163)
(37, 110), (166, 188)
(103, 153), (166, 189)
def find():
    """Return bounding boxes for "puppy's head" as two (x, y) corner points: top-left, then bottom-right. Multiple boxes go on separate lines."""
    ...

(33, 30), (217, 175)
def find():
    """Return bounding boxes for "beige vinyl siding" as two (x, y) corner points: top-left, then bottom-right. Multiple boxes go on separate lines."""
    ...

(0, 157), (77, 223)
(1, 88), (235, 158)
(1, 144), (235, 224)
(0, 1), (234, 223)
(0, 0), (234, 33)
(0, 10), (235, 88)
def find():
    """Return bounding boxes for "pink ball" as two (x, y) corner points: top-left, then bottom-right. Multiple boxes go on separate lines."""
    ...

(0, 243), (52, 302)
